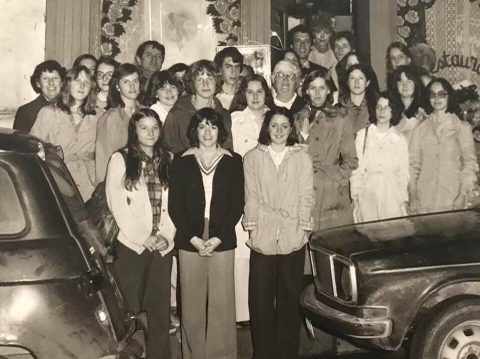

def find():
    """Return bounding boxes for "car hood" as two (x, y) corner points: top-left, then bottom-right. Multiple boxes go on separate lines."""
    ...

(310, 209), (480, 269)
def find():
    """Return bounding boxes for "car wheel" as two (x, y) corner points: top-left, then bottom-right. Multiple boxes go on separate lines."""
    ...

(410, 298), (480, 359)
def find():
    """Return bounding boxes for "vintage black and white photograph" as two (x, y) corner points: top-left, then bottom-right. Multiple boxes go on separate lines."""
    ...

(1, 0), (480, 358)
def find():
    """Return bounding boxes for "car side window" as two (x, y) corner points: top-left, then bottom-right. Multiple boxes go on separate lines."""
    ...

(0, 166), (26, 235)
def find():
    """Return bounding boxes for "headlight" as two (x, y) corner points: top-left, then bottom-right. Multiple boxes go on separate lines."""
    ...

(310, 246), (358, 304)
(331, 255), (357, 303)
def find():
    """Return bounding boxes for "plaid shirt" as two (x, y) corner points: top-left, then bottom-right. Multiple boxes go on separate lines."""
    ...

(140, 153), (162, 235)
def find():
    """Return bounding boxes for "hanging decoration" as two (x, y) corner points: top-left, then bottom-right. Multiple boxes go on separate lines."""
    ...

(396, 0), (436, 46)
(205, 0), (241, 46)
(100, 0), (139, 58)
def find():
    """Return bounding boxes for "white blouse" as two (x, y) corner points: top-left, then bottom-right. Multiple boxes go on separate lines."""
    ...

(231, 107), (266, 157)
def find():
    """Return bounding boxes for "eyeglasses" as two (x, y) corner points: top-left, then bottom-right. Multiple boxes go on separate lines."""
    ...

(96, 71), (113, 81)
(430, 91), (448, 99)
(274, 72), (296, 81)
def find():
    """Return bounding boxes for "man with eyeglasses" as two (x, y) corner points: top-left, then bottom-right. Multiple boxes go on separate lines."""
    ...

(94, 57), (119, 113)
(135, 40), (166, 94)
(272, 60), (306, 114)
(14, 60), (66, 132)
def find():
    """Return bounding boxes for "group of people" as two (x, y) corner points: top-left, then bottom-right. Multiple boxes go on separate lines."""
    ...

(12, 13), (480, 359)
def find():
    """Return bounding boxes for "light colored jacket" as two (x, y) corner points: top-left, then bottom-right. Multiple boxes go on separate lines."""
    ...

(243, 144), (315, 255)
(105, 152), (175, 255)
(409, 113), (479, 213)
(31, 106), (98, 201)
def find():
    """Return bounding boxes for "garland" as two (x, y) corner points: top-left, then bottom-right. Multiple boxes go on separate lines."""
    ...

(396, 0), (436, 46)
(205, 0), (241, 46)
(100, 0), (138, 58)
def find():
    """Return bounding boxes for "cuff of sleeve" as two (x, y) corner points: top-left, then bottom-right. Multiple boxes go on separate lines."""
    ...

(242, 219), (257, 231)
(300, 218), (314, 232)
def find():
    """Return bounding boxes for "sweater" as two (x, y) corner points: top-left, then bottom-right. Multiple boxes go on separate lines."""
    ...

(163, 95), (233, 155)
(105, 151), (175, 255)
(168, 147), (244, 252)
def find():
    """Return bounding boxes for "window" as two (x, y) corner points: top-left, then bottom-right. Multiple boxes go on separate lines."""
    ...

(0, 166), (26, 235)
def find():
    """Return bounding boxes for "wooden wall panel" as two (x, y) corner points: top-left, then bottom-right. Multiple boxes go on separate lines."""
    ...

(240, 0), (271, 45)
(45, 0), (101, 67)
(369, 0), (397, 90)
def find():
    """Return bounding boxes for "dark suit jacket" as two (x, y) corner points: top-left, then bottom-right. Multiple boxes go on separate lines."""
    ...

(168, 150), (244, 252)
(13, 95), (49, 132)
(291, 95), (307, 115)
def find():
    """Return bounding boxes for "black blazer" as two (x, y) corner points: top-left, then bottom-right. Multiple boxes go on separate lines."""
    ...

(13, 95), (49, 133)
(168, 150), (244, 252)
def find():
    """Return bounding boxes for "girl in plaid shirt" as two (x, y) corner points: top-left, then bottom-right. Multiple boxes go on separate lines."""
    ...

(106, 108), (175, 359)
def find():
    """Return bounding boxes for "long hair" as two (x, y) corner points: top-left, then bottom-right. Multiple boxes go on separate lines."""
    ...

(56, 65), (96, 115)
(386, 41), (413, 91)
(183, 60), (222, 95)
(258, 107), (298, 146)
(229, 74), (274, 113)
(391, 64), (427, 118)
(341, 62), (379, 110)
(144, 70), (183, 107)
(424, 77), (460, 115)
(386, 41), (413, 75)
(301, 68), (338, 117)
(107, 63), (140, 109)
(336, 50), (363, 100)
(123, 108), (171, 190)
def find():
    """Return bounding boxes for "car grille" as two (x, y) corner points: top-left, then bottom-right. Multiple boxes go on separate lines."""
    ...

(310, 247), (358, 304)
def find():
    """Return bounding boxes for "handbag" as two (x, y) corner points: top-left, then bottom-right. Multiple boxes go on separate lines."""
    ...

(85, 150), (126, 259)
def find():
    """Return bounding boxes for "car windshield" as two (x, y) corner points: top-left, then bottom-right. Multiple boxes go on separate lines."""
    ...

(43, 145), (107, 257)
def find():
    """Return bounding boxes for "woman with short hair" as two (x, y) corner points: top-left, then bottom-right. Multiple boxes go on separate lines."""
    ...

(31, 65), (98, 201)
(145, 70), (182, 123)
(169, 107), (244, 359)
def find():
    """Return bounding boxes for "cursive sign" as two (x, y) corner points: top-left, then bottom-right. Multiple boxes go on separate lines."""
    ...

(432, 51), (480, 75)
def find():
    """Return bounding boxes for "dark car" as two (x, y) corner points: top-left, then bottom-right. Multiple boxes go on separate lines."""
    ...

(0, 129), (137, 358)
(301, 209), (480, 359)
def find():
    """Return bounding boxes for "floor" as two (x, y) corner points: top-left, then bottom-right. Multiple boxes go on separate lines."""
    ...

(167, 325), (407, 359)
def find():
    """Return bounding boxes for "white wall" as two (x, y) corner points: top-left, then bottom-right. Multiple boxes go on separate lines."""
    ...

(0, 0), (46, 128)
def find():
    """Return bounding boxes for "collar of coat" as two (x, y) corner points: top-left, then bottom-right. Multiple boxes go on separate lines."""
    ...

(181, 147), (233, 158)
(256, 143), (309, 154)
